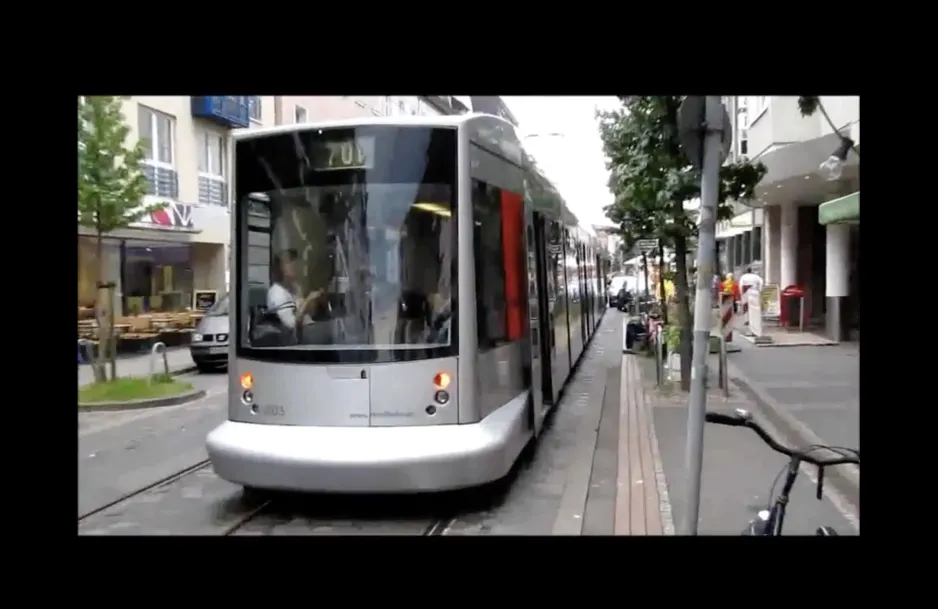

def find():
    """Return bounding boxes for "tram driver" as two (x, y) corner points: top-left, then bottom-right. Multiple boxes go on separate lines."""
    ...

(262, 248), (326, 343)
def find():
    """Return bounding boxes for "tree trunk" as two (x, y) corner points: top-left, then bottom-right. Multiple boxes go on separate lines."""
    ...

(673, 234), (693, 392)
(92, 233), (111, 383)
(657, 243), (668, 325)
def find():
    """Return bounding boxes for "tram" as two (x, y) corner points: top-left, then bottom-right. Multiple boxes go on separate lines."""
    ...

(206, 114), (606, 493)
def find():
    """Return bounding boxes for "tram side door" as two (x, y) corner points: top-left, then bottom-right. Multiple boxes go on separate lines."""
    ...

(529, 212), (555, 413)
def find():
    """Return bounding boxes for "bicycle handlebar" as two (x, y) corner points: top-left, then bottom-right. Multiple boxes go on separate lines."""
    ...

(705, 410), (859, 467)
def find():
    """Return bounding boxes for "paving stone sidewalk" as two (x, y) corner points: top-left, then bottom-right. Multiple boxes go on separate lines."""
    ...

(631, 352), (856, 534)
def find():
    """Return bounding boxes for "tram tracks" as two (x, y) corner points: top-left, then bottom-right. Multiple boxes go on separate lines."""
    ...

(78, 459), (212, 522)
(79, 459), (455, 536)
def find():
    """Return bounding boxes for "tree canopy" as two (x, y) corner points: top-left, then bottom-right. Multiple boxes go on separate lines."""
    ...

(78, 96), (160, 235)
(597, 96), (767, 253)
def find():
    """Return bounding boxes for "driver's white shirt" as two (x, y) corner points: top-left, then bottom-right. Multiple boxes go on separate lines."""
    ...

(267, 282), (301, 330)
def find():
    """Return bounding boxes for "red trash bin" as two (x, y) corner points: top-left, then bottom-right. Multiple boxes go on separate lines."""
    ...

(779, 285), (806, 330)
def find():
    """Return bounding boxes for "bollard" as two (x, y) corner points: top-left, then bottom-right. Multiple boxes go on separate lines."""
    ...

(718, 336), (729, 398)
(149, 342), (169, 380)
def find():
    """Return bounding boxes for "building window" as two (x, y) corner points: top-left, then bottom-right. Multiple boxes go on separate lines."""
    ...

(197, 130), (227, 207)
(740, 129), (748, 156)
(122, 242), (195, 314)
(752, 223), (764, 262)
(138, 105), (178, 199)
(248, 96), (262, 122)
(294, 105), (307, 123)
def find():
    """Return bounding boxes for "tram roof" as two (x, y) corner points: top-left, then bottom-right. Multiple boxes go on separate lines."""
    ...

(232, 114), (483, 142)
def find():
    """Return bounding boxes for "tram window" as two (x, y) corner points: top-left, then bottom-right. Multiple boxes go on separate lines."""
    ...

(472, 179), (506, 349)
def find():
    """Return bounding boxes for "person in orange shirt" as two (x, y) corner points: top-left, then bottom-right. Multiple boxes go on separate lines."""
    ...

(721, 272), (741, 313)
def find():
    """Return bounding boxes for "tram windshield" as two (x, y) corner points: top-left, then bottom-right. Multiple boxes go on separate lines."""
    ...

(234, 126), (457, 359)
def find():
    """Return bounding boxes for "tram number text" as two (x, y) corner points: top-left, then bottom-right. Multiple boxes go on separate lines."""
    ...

(324, 141), (368, 170)
(314, 136), (375, 171)
(260, 404), (285, 417)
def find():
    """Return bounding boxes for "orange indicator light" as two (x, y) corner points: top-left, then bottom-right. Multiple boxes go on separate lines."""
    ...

(240, 372), (254, 390)
(433, 372), (451, 390)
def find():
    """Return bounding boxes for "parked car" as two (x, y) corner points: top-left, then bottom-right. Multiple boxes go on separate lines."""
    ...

(190, 293), (230, 372)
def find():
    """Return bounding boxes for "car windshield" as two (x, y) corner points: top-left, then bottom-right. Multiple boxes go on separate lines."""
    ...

(206, 293), (229, 316)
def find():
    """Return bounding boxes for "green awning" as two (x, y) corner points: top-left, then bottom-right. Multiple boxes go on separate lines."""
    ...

(819, 191), (859, 225)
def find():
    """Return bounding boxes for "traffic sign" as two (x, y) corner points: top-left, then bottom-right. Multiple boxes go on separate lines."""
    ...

(635, 239), (657, 252)
(677, 96), (733, 170)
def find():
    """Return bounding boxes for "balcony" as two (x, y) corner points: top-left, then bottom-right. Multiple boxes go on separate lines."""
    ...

(191, 96), (250, 128)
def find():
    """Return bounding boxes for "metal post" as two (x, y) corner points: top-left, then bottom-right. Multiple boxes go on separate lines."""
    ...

(149, 341), (168, 380)
(798, 298), (805, 333)
(720, 336), (729, 398)
(680, 96), (724, 536)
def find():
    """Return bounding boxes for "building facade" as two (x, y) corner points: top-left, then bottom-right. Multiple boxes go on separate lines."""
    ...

(78, 96), (275, 317)
(715, 96), (860, 341)
(78, 96), (451, 318)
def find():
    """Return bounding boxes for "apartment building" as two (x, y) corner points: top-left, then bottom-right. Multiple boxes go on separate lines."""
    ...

(715, 95), (860, 341)
(78, 96), (455, 316)
(78, 96), (275, 316)
(276, 96), (442, 124)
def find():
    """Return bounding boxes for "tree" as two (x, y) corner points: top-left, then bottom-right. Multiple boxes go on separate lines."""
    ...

(598, 97), (767, 391)
(78, 96), (163, 383)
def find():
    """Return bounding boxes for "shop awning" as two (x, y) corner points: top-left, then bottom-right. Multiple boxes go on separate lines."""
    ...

(818, 191), (859, 225)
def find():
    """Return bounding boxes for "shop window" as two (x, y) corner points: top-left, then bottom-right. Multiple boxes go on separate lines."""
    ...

(122, 243), (194, 314)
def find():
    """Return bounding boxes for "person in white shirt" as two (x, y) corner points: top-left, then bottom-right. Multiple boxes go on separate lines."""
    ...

(738, 266), (763, 294)
(738, 266), (763, 324)
(266, 248), (325, 332)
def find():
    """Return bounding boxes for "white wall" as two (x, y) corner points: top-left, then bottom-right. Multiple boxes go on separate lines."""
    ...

(747, 96), (824, 160)
(277, 96), (439, 124)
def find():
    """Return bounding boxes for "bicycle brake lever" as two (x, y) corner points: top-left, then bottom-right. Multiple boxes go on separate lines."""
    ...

(816, 466), (825, 501)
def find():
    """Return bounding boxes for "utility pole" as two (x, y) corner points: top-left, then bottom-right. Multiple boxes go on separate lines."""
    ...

(677, 96), (732, 535)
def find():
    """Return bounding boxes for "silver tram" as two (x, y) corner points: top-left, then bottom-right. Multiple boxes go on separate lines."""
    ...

(206, 114), (607, 493)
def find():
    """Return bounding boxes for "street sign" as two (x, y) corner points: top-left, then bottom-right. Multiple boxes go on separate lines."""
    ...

(677, 96), (733, 170)
(635, 239), (657, 252)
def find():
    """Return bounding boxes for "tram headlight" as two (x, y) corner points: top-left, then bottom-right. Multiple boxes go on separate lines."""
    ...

(242, 390), (254, 404)
(434, 390), (450, 405)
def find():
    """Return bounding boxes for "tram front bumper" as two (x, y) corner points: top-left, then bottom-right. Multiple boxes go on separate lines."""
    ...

(206, 397), (529, 493)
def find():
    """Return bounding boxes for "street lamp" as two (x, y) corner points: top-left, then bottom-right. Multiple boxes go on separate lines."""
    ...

(819, 136), (855, 182)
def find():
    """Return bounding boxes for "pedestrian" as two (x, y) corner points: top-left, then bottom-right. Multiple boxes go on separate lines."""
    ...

(721, 272), (740, 314)
(738, 266), (763, 294)
(738, 266), (762, 324)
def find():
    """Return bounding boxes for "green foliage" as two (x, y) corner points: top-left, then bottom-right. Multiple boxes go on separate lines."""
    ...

(797, 96), (820, 117)
(597, 96), (767, 248)
(78, 96), (161, 233)
(598, 96), (768, 391)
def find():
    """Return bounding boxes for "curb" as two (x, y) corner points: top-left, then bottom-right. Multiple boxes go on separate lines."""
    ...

(79, 388), (207, 412)
(726, 361), (859, 508)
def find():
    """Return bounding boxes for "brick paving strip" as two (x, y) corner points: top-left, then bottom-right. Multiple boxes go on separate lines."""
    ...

(615, 355), (674, 535)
